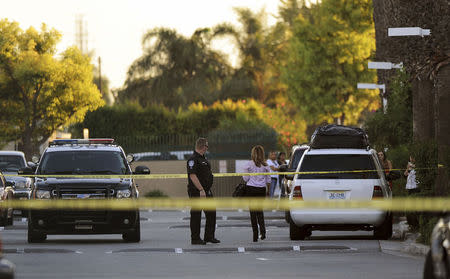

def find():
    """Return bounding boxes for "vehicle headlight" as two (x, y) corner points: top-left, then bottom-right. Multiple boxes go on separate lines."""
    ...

(35, 190), (51, 199)
(116, 189), (131, 199)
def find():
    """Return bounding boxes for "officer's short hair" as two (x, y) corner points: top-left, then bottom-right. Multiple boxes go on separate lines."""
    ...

(195, 138), (208, 149)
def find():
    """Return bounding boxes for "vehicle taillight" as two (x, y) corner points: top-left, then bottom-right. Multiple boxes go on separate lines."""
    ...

(372, 185), (383, 199)
(293, 185), (303, 200)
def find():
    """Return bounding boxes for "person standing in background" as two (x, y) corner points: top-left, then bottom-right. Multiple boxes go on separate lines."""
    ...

(267, 151), (280, 198)
(243, 145), (271, 242)
(378, 150), (393, 189)
(404, 155), (419, 194)
(277, 152), (287, 197)
(186, 138), (220, 245)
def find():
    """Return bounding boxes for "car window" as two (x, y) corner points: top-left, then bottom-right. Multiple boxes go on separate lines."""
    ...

(289, 149), (306, 170)
(298, 154), (379, 179)
(38, 151), (130, 175)
(0, 155), (26, 172)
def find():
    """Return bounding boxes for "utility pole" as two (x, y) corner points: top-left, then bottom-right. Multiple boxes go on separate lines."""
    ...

(98, 56), (102, 95)
(75, 14), (88, 54)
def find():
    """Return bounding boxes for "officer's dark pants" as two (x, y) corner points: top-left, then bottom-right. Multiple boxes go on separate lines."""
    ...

(188, 189), (216, 240)
(245, 186), (266, 237)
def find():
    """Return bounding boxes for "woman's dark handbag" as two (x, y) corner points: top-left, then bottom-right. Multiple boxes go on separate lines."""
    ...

(232, 182), (247, 197)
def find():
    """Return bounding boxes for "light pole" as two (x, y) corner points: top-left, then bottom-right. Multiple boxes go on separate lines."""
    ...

(357, 83), (387, 114)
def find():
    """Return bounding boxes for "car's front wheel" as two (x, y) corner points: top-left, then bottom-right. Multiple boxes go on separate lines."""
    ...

(122, 212), (141, 243)
(27, 220), (47, 243)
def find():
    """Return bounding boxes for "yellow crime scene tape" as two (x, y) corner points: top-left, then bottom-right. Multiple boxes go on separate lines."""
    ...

(3, 166), (442, 179)
(1, 198), (450, 212)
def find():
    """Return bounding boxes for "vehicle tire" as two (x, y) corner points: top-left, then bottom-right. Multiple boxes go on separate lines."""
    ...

(374, 213), (393, 240)
(27, 222), (46, 243)
(423, 251), (436, 279)
(122, 212), (141, 243)
(285, 211), (292, 224)
(6, 215), (13, 226)
(289, 221), (307, 240)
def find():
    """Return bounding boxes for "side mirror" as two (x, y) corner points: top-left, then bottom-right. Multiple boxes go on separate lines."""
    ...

(5, 181), (14, 187)
(18, 167), (34, 175)
(27, 162), (37, 172)
(126, 154), (135, 164)
(134, 166), (150, 175)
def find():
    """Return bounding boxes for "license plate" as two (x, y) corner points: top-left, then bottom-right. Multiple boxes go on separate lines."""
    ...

(328, 191), (346, 200)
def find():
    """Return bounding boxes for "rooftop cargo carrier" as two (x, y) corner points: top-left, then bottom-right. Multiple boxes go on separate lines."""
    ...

(310, 124), (369, 149)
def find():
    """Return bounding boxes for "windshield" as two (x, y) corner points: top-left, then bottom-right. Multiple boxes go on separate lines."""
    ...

(299, 154), (379, 179)
(38, 151), (130, 175)
(289, 148), (307, 170)
(0, 155), (26, 172)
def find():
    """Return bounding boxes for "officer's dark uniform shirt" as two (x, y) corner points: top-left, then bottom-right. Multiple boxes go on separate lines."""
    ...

(187, 151), (213, 192)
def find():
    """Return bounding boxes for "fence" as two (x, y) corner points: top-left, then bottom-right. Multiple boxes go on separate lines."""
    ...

(115, 131), (278, 160)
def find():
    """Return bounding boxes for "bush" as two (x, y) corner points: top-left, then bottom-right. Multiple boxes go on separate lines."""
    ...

(144, 190), (168, 198)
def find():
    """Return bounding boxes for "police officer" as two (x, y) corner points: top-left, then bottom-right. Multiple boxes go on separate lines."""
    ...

(187, 138), (220, 245)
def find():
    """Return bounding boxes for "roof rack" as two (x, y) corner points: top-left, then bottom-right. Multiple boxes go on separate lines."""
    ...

(49, 139), (115, 146)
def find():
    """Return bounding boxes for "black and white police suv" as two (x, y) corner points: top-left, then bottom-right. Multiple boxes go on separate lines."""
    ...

(23, 139), (149, 243)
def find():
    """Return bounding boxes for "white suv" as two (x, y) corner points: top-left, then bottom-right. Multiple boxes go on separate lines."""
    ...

(287, 148), (392, 240)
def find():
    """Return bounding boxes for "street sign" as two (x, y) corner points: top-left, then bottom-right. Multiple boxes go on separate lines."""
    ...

(368, 62), (403, 70)
(388, 27), (431, 37)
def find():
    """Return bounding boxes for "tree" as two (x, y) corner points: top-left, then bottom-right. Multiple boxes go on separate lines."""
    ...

(213, 7), (287, 105)
(117, 28), (231, 108)
(0, 19), (104, 159)
(281, 0), (378, 125)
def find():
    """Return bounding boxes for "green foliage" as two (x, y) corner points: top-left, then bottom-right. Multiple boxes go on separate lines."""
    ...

(0, 19), (103, 158)
(117, 27), (231, 109)
(144, 190), (168, 198)
(364, 70), (412, 148)
(282, 0), (378, 125)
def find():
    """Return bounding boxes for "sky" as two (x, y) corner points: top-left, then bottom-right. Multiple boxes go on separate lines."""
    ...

(1, 0), (280, 89)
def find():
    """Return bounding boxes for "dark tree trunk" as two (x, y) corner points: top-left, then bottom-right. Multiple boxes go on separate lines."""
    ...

(434, 65), (450, 195)
(412, 78), (434, 141)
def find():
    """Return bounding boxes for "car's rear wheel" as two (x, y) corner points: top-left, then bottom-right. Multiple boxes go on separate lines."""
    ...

(27, 221), (47, 243)
(123, 212), (141, 243)
(374, 213), (392, 240)
(289, 221), (308, 240)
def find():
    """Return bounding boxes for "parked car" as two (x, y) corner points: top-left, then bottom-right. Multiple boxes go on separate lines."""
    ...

(0, 235), (15, 279)
(24, 138), (149, 243)
(0, 151), (32, 217)
(286, 147), (393, 240)
(0, 173), (14, 227)
(424, 214), (450, 279)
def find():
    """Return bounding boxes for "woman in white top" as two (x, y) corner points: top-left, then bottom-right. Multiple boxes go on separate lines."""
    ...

(243, 145), (271, 242)
(267, 151), (280, 198)
(404, 156), (419, 194)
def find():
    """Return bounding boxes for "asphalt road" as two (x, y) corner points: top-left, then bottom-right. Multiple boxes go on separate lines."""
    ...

(2, 210), (424, 279)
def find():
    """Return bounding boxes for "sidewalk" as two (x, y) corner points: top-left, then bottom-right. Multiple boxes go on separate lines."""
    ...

(380, 217), (429, 257)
